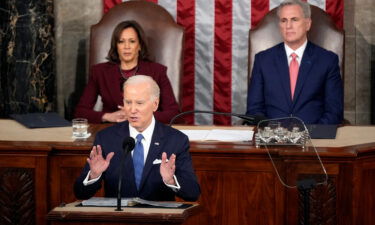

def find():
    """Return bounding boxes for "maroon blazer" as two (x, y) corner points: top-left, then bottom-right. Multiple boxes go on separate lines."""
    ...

(74, 61), (180, 123)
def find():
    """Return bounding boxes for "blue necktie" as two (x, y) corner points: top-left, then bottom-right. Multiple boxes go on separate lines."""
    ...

(133, 134), (144, 190)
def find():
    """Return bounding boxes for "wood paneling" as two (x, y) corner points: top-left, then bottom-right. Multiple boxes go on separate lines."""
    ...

(1, 125), (375, 225)
(0, 149), (49, 225)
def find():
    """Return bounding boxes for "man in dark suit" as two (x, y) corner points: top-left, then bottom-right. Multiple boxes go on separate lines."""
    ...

(246, 0), (343, 124)
(74, 75), (200, 201)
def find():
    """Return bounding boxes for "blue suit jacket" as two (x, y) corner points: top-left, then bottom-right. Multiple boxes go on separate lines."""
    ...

(246, 41), (343, 124)
(74, 121), (200, 201)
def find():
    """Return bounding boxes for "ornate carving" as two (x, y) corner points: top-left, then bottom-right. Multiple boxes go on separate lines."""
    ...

(0, 168), (35, 225)
(298, 176), (337, 225)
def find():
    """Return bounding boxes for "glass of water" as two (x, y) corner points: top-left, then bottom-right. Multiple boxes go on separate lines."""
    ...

(72, 118), (88, 138)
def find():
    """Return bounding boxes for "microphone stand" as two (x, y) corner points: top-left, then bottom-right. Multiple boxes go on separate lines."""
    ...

(115, 137), (135, 211)
(115, 150), (129, 211)
(169, 110), (265, 126)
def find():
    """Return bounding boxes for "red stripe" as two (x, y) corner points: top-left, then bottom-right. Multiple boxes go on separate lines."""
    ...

(325, 0), (344, 29)
(213, 0), (233, 125)
(146, 0), (158, 3)
(103, 0), (123, 14)
(251, 0), (269, 28)
(177, 0), (195, 124)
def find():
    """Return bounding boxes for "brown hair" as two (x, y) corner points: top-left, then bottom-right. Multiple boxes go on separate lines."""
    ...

(107, 20), (149, 63)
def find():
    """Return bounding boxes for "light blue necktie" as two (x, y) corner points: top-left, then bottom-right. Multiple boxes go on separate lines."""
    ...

(133, 134), (144, 190)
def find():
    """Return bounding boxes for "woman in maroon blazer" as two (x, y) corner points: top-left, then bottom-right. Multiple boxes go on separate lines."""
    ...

(74, 20), (179, 124)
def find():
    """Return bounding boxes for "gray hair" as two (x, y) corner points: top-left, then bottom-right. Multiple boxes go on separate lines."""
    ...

(123, 75), (160, 100)
(277, 0), (311, 18)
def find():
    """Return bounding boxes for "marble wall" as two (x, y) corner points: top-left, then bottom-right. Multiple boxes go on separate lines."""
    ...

(0, 0), (55, 117)
(53, 0), (375, 125)
(54, 0), (102, 120)
(344, 0), (375, 124)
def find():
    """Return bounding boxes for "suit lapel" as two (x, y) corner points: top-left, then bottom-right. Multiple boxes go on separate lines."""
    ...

(139, 121), (164, 190)
(292, 42), (314, 105)
(275, 44), (293, 107)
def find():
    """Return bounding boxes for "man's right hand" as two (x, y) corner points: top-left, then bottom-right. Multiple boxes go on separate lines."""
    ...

(87, 145), (114, 180)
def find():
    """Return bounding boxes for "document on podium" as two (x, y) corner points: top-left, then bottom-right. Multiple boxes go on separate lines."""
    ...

(80, 197), (183, 208)
(180, 129), (254, 142)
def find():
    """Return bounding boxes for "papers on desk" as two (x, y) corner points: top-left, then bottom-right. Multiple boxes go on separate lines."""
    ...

(180, 129), (254, 142)
(81, 197), (183, 208)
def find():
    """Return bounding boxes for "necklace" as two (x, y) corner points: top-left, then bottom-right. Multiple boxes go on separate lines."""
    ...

(119, 65), (139, 90)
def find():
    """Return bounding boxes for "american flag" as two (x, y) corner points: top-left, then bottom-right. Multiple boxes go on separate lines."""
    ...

(103, 0), (343, 125)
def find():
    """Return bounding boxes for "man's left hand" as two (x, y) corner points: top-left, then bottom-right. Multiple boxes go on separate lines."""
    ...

(160, 152), (176, 185)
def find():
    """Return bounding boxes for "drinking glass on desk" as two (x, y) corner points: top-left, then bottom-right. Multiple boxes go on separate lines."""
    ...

(72, 118), (88, 138)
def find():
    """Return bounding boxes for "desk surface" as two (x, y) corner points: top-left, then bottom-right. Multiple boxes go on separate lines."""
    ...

(1, 119), (375, 148)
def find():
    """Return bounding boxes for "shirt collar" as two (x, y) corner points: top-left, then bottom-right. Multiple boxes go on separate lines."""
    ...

(129, 116), (155, 142)
(284, 40), (308, 60)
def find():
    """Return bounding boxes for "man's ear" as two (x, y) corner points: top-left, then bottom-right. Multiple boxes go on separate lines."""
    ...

(153, 98), (159, 112)
(306, 18), (312, 31)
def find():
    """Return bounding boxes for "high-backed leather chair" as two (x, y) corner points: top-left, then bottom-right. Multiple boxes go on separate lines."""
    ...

(89, 0), (184, 103)
(248, 5), (344, 80)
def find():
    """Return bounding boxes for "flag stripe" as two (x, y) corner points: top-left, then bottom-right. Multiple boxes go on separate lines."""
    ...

(231, 0), (251, 124)
(213, 0), (233, 124)
(194, 0), (215, 124)
(269, 0), (281, 10)
(104, 0), (122, 13)
(177, 0), (196, 124)
(158, 0), (177, 20)
(308, 0), (326, 10)
(251, 0), (269, 28)
(325, 0), (343, 29)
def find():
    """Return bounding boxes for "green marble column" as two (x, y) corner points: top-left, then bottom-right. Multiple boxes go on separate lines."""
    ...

(0, 0), (55, 117)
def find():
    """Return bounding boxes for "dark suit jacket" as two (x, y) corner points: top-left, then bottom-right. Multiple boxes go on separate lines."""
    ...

(74, 61), (180, 124)
(74, 121), (200, 201)
(246, 41), (343, 124)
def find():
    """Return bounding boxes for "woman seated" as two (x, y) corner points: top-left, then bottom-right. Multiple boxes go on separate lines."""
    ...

(74, 20), (180, 123)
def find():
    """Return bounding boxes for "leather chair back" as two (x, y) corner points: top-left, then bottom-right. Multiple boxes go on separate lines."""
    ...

(248, 5), (344, 80)
(89, 0), (184, 103)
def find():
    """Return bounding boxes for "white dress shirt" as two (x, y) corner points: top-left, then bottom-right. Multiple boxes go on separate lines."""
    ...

(83, 116), (180, 191)
(284, 40), (307, 66)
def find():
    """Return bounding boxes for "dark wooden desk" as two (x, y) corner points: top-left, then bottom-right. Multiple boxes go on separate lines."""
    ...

(1, 120), (374, 225)
(47, 202), (199, 225)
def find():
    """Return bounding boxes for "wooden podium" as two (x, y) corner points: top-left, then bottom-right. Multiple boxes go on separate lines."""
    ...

(1, 120), (375, 225)
(47, 202), (200, 225)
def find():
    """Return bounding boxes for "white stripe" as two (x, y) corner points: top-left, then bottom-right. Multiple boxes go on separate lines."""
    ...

(308, 0), (326, 10)
(271, 0), (327, 11)
(231, 0), (251, 124)
(158, 0), (177, 21)
(194, 0), (215, 125)
(269, 0), (281, 10)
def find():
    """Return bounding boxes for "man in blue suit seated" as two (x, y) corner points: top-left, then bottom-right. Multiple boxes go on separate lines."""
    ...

(246, 0), (343, 124)
(74, 75), (200, 201)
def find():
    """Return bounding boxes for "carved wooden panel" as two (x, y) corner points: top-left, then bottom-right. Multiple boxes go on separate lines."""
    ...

(298, 177), (336, 225)
(0, 168), (35, 225)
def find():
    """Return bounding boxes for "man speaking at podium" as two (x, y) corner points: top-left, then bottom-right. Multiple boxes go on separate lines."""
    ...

(246, 0), (343, 124)
(74, 75), (200, 201)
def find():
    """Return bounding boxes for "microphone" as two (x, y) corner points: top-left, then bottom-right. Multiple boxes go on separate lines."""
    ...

(169, 110), (267, 126)
(116, 136), (135, 211)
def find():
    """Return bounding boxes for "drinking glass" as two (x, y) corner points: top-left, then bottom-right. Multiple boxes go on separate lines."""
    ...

(72, 118), (88, 138)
